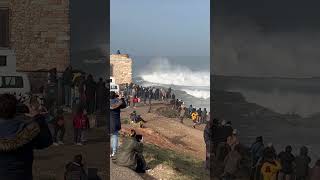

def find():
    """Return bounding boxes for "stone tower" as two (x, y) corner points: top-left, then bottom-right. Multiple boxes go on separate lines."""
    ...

(1, 0), (70, 72)
(110, 53), (132, 85)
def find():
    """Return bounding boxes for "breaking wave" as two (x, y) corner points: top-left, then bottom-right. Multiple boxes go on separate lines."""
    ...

(139, 57), (210, 87)
(181, 89), (210, 99)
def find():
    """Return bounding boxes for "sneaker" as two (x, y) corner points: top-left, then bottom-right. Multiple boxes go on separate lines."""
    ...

(53, 142), (59, 146)
(58, 141), (64, 145)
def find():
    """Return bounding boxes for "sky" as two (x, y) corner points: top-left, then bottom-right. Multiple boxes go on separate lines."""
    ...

(212, 0), (320, 77)
(69, 0), (108, 77)
(110, 0), (210, 57)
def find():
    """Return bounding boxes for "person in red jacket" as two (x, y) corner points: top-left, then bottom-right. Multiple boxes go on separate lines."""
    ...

(73, 106), (86, 145)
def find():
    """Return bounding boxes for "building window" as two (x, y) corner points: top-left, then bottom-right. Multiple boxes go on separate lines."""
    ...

(0, 8), (9, 47)
(0, 56), (6, 66)
(0, 76), (24, 88)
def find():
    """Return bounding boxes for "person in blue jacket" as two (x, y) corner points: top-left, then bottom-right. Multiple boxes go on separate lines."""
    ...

(0, 94), (53, 180)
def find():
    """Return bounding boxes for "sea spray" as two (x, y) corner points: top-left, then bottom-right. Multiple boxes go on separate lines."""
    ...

(136, 57), (210, 109)
(181, 89), (210, 99)
(139, 57), (210, 87)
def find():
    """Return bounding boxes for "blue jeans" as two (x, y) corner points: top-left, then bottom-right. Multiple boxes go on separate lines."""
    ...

(111, 131), (119, 155)
(64, 85), (71, 106)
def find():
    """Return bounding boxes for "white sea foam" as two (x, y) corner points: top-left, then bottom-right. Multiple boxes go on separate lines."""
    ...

(139, 57), (210, 87)
(181, 89), (210, 99)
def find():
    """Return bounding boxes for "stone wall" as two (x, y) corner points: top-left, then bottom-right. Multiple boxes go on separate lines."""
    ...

(9, 0), (70, 72)
(110, 54), (132, 85)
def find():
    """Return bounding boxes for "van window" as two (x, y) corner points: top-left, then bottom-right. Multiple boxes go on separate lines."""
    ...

(0, 76), (24, 88)
(110, 85), (117, 89)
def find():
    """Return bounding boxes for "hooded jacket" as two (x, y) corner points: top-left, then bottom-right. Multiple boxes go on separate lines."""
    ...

(0, 115), (53, 180)
(113, 137), (143, 170)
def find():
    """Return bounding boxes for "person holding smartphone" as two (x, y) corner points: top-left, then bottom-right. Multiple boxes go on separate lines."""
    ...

(110, 91), (126, 157)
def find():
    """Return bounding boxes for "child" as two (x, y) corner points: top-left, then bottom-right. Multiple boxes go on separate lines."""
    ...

(64, 154), (87, 180)
(53, 107), (65, 146)
(73, 106), (86, 145)
(81, 109), (90, 143)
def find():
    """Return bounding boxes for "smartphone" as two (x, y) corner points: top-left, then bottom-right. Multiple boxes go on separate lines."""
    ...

(136, 134), (143, 142)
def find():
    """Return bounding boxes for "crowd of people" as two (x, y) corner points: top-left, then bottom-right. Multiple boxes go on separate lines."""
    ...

(39, 66), (110, 146)
(204, 117), (320, 180)
(109, 83), (211, 175)
(121, 83), (210, 126)
(44, 66), (108, 114)
(0, 64), (109, 179)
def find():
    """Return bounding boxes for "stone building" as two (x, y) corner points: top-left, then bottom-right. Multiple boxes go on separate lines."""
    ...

(110, 53), (132, 85)
(0, 0), (70, 91)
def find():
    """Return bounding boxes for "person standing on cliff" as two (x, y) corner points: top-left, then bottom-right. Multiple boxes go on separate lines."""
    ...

(85, 74), (97, 115)
(62, 65), (73, 108)
(110, 92), (127, 157)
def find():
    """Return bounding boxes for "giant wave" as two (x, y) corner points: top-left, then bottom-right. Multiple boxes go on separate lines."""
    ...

(138, 57), (210, 99)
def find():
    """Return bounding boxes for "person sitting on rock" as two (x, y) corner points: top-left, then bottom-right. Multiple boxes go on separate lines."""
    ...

(113, 129), (147, 173)
(130, 111), (138, 123)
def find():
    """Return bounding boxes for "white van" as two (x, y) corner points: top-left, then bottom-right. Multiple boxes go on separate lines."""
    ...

(110, 82), (119, 94)
(109, 76), (119, 94)
(0, 72), (31, 95)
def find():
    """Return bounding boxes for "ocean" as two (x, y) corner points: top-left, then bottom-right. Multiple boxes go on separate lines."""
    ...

(132, 56), (210, 111)
(214, 75), (320, 164)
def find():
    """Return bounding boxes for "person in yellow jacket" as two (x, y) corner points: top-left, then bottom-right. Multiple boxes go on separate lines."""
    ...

(191, 110), (198, 128)
(261, 155), (282, 180)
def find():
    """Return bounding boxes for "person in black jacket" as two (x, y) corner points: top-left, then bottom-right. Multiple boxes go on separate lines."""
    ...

(0, 94), (53, 180)
(85, 74), (97, 115)
(62, 65), (73, 107)
(96, 78), (107, 112)
(110, 91), (126, 157)
(278, 145), (295, 180)
(204, 118), (219, 170)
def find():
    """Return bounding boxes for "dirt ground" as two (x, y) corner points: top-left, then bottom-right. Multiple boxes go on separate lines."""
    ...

(121, 103), (206, 160)
(32, 102), (208, 180)
(33, 114), (108, 180)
